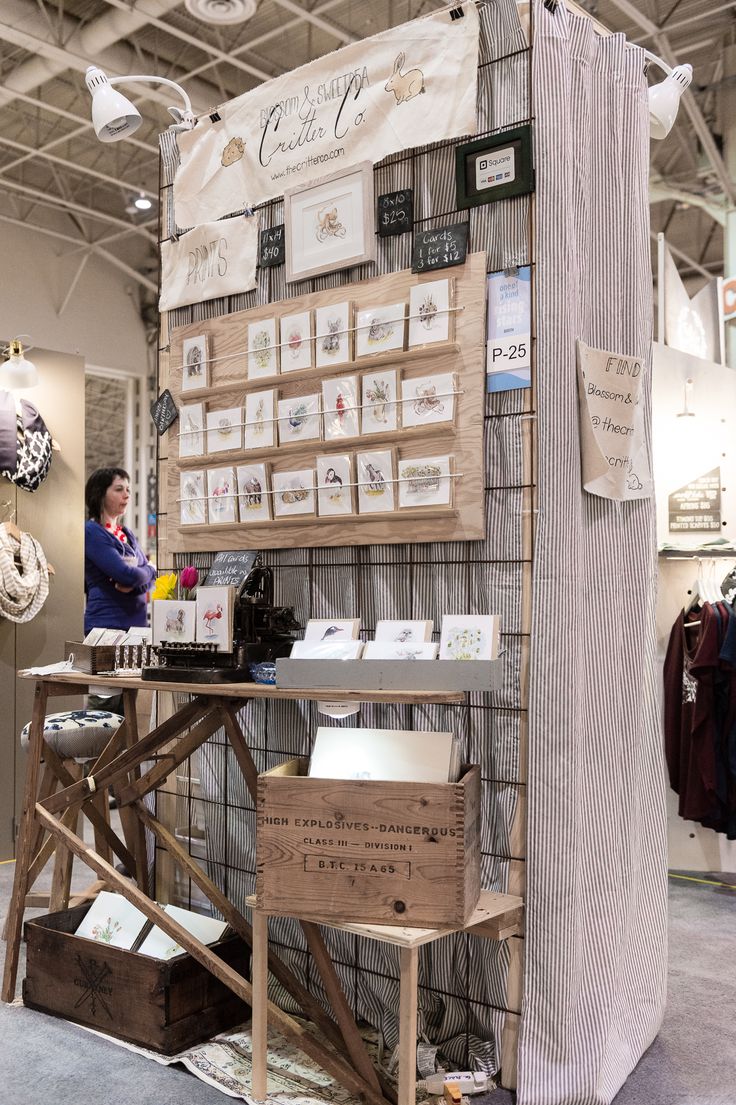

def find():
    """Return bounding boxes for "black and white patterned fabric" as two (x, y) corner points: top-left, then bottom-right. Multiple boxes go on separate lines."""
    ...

(20, 709), (123, 760)
(0, 394), (53, 492)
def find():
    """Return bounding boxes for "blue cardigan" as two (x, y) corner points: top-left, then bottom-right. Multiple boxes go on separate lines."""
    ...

(84, 520), (157, 634)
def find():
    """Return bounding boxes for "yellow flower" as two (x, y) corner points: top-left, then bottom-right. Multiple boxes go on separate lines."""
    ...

(151, 572), (177, 600)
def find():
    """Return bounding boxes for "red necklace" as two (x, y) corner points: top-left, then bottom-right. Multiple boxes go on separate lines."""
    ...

(104, 520), (127, 544)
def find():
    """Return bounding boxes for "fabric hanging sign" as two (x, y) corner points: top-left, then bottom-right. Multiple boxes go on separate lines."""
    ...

(576, 339), (653, 501)
(173, 5), (480, 228)
(159, 215), (259, 311)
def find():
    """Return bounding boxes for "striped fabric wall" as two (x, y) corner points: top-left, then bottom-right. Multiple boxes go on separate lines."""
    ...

(519, 3), (668, 1104)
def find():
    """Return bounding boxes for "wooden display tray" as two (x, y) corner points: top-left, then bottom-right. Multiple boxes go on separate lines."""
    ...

(275, 658), (502, 692)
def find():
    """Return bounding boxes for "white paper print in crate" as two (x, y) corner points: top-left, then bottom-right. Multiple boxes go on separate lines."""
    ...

(280, 310), (313, 372)
(206, 406), (242, 454)
(363, 641), (439, 660)
(180, 470), (206, 526)
(355, 302), (406, 357)
(408, 278), (451, 347)
(243, 389), (276, 450)
(272, 468), (316, 517)
(322, 375), (360, 439)
(196, 585), (235, 651)
(361, 369), (398, 434)
(398, 455), (453, 509)
(151, 599), (197, 645)
(315, 302), (352, 369)
(356, 449), (396, 514)
(439, 614), (501, 661)
(179, 402), (204, 458)
(374, 619), (433, 642)
(237, 463), (271, 522)
(74, 891), (148, 950)
(316, 453), (354, 517)
(247, 318), (279, 379)
(137, 904), (229, 960)
(304, 618), (361, 641)
(401, 372), (456, 428)
(181, 335), (209, 392)
(291, 639), (364, 659)
(278, 393), (321, 444)
(309, 727), (456, 783)
(207, 466), (238, 524)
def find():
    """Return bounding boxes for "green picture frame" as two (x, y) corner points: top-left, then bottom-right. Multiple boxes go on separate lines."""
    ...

(455, 125), (534, 209)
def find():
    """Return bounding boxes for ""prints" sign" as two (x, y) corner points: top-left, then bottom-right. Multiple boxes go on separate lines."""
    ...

(159, 215), (259, 312)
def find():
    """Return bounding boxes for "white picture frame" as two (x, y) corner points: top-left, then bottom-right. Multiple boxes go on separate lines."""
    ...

(400, 372), (457, 429)
(236, 463), (271, 523)
(181, 335), (209, 392)
(247, 318), (279, 379)
(151, 600), (197, 645)
(244, 389), (276, 450)
(361, 369), (398, 435)
(196, 585), (235, 651)
(398, 454), (453, 509)
(272, 468), (316, 518)
(284, 161), (375, 283)
(355, 302), (406, 357)
(280, 310), (313, 372)
(439, 615), (501, 661)
(179, 402), (205, 458)
(363, 641), (439, 661)
(180, 470), (206, 526)
(304, 618), (361, 641)
(322, 375), (360, 440)
(356, 449), (396, 514)
(207, 466), (238, 524)
(206, 406), (242, 454)
(374, 619), (434, 643)
(408, 279), (452, 348)
(291, 640), (364, 660)
(278, 393), (322, 445)
(315, 302), (352, 369)
(316, 454), (354, 517)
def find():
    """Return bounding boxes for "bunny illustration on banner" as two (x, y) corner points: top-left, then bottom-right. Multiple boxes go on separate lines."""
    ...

(385, 52), (425, 104)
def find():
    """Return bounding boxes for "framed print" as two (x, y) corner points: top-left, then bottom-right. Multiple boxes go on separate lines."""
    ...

(152, 600), (196, 645)
(196, 585), (235, 651)
(408, 279), (452, 347)
(322, 375), (360, 440)
(316, 454), (354, 517)
(247, 318), (279, 379)
(401, 372), (456, 428)
(272, 468), (316, 518)
(374, 619), (433, 643)
(180, 470), (206, 526)
(244, 389), (276, 450)
(291, 640), (364, 660)
(315, 302), (352, 369)
(356, 449), (396, 514)
(179, 402), (205, 458)
(278, 393), (322, 445)
(280, 310), (313, 372)
(398, 454), (453, 509)
(284, 161), (375, 283)
(206, 406), (242, 454)
(439, 614), (501, 661)
(361, 369), (398, 434)
(455, 125), (534, 210)
(207, 466), (238, 524)
(304, 618), (361, 641)
(355, 303), (406, 357)
(237, 462), (271, 523)
(181, 335), (209, 392)
(363, 641), (438, 661)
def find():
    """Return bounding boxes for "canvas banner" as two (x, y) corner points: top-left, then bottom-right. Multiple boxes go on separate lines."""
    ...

(159, 215), (259, 311)
(576, 340), (653, 501)
(173, 5), (480, 228)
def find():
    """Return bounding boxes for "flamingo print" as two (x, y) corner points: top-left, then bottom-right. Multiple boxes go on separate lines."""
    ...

(203, 603), (223, 637)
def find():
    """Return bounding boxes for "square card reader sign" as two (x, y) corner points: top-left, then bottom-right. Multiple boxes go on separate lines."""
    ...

(476, 145), (516, 191)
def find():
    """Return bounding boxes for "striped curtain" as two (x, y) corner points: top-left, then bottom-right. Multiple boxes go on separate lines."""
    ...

(519, 4), (668, 1104)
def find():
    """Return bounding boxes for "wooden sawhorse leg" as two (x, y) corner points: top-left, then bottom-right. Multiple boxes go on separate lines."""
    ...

(398, 946), (418, 1105)
(251, 908), (269, 1100)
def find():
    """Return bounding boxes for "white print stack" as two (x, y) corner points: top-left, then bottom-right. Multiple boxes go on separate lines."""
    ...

(289, 615), (500, 662)
(151, 586), (235, 651)
(74, 891), (229, 959)
(363, 619), (437, 660)
(291, 618), (363, 659)
(308, 726), (461, 783)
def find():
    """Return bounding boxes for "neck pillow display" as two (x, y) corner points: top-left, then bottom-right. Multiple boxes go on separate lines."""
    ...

(0, 390), (53, 493)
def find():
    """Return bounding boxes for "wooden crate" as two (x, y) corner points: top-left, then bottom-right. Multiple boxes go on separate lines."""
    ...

(22, 905), (249, 1054)
(64, 642), (117, 675)
(256, 759), (480, 927)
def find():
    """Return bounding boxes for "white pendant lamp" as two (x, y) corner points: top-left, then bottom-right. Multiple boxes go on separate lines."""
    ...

(643, 52), (693, 140)
(85, 66), (195, 142)
(1, 340), (39, 389)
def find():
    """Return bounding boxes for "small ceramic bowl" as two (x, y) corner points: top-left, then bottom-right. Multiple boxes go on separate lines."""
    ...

(249, 661), (276, 685)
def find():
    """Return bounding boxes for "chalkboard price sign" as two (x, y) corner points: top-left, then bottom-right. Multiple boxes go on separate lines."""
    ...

(377, 190), (413, 237)
(204, 550), (260, 588)
(259, 224), (285, 268)
(150, 389), (178, 436)
(411, 222), (468, 274)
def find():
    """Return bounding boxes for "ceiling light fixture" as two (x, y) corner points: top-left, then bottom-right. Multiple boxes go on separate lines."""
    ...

(85, 66), (195, 143)
(1, 339), (39, 390)
(133, 193), (153, 211)
(642, 51), (693, 140)
(185, 0), (257, 24)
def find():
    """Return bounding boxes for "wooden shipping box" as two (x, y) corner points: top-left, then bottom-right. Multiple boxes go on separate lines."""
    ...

(256, 759), (481, 928)
(64, 641), (117, 675)
(22, 905), (249, 1054)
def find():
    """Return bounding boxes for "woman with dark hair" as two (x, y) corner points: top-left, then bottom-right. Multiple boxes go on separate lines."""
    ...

(84, 467), (156, 635)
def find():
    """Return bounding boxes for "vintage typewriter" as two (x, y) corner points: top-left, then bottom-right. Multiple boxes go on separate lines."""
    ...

(142, 564), (301, 683)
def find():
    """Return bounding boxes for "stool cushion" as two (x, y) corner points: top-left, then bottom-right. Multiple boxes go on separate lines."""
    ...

(20, 709), (124, 760)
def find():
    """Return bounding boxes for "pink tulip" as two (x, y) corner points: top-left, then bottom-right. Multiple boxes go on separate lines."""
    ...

(180, 566), (199, 591)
